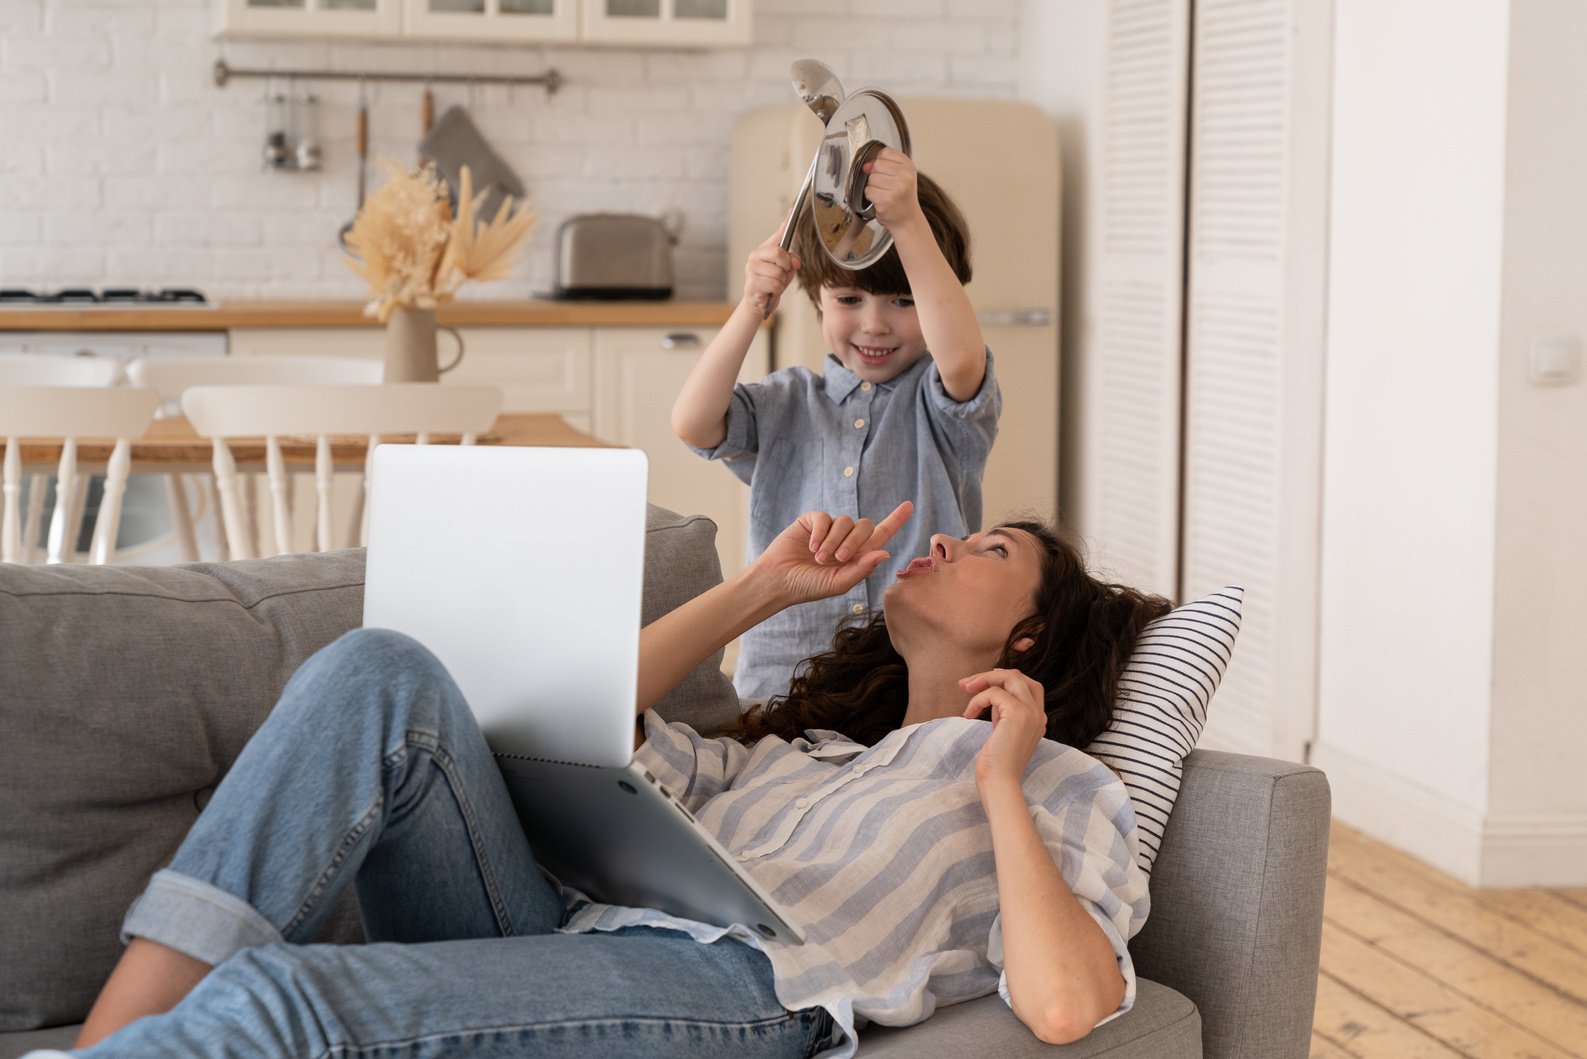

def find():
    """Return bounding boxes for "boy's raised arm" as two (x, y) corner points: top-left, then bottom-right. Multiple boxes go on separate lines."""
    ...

(671, 230), (800, 450)
(864, 150), (988, 402)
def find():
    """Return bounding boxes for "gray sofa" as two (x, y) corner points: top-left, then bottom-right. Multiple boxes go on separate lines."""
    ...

(0, 506), (1330, 1058)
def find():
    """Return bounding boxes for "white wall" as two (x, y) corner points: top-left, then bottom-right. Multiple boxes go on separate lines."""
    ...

(1314, 0), (1510, 881)
(0, 0), (1021, 302)
(1486, 0), (1587, 880)
(1014, 0), (1106, 549)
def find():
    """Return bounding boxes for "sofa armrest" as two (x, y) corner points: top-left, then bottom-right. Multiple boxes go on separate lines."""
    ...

(1129, 749), (1330, 1059)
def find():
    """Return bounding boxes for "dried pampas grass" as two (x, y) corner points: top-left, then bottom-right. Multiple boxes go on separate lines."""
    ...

(345, 161), (537, 322)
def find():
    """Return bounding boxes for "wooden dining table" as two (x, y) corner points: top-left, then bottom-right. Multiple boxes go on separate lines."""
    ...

(0, 412), (612, 471)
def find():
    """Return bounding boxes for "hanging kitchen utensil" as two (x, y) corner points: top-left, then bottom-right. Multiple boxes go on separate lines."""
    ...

(294, 91), (322, 171)
(763, 59), (846, 319)
(337, 91), (369, 249)
(776, 59), (844, 255)
(263, 89), (290, 170)
(809, 87), (911, 271)
(418, 85), (435, 166)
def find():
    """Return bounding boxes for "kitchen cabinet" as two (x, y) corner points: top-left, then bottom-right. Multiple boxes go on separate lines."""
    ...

(400, 0), (578, 43)
(216, 0), (748, 44)
(228, 322), (769, 580)
(592, 325), (766, 582)
(215, 0), (403, 40)
(579, 0), (750, 47)
(229, 325), (594, 432)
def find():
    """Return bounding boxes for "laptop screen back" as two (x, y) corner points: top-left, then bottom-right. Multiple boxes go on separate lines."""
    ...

(363, 445), (648, 768)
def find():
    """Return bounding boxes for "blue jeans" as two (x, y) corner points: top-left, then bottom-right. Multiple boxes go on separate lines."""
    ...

(77, 629), (831, 1059)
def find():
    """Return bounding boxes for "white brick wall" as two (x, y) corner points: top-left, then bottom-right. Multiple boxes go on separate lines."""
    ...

(0, 0), (1021, 302)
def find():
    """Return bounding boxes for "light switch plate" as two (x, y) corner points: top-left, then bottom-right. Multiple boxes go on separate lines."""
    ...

(1530, 336), (1581, 386)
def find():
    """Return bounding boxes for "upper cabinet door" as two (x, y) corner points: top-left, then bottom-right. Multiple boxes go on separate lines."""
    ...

(401, 0), (579, 42)
(217, 0), (403, 38)
(579, 0), (751, 46)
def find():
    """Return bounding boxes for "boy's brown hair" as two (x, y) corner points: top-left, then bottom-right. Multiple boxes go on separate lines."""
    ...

(790, 171), (972, 306)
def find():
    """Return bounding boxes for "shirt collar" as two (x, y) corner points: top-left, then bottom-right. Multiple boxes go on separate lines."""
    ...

(820, 353), (929, 403)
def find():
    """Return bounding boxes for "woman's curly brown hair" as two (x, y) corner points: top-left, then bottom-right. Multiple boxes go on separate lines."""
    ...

(719, 521), (1172, 750)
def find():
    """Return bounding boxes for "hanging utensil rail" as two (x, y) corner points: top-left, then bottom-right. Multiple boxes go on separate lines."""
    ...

(212, 59), (562, 96)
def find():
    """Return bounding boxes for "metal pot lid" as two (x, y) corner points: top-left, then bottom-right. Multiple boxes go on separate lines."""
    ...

(809, 88), (912, 271)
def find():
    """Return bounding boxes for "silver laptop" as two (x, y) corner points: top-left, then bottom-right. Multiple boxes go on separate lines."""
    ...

(363, 444), (803, 944)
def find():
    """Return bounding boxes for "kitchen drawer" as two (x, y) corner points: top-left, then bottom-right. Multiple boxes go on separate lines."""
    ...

(227, 326), (592, 414)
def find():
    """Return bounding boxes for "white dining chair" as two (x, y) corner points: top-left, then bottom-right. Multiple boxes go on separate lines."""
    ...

(0, 352), (124, 388)
(0, 386), (161, 565)
(180, 383), (503, 560)
(126, 354), (387, 561)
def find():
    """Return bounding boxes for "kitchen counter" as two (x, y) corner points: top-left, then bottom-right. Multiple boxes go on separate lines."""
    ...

(0, 300), (741, 332)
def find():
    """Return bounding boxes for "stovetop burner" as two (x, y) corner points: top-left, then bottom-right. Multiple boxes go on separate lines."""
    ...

(0, 286), (209, 306)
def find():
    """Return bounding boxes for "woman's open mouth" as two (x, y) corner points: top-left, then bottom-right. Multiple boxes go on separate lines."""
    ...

(896, 556), (938, 579)
(851, 344), (897, 366)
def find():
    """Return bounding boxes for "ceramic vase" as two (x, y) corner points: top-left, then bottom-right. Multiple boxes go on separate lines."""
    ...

(383, 306), (442, 383)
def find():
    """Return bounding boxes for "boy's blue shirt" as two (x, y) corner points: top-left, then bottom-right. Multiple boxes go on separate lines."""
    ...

(688, 349), (1002, 699)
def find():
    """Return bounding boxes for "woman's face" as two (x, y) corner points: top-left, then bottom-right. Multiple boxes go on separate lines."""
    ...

(882, 526), (1046, 661)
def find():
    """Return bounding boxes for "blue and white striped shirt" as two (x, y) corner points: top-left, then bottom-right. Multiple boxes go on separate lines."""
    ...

(561, 710), (1151, 1057)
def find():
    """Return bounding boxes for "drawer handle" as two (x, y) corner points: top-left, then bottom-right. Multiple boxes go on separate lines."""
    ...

(660, 333), (702, 350)
(976, 307), (1053, 327)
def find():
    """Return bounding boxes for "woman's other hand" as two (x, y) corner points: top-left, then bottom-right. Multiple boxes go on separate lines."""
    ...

(961, 668), (1047, 789)
(742, 226), (801, 316)
(755, 501), (913, 606)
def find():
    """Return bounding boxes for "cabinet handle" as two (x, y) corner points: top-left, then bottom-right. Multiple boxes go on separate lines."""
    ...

(660, 332), (702, 350)
(976, 307), (1053, 327)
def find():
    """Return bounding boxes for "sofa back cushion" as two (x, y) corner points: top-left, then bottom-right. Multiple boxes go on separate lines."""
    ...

(0, 504), (737, 1031)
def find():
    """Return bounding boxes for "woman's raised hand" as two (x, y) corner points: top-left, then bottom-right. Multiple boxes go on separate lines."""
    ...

(755, 501), (913, 606)
(960, 668), (1048, 789)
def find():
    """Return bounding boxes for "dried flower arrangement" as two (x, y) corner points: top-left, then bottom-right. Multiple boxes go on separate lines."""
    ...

(344, 161), (535, 322)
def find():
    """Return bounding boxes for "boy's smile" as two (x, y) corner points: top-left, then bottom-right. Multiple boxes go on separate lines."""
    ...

(818, 287), (929, 383)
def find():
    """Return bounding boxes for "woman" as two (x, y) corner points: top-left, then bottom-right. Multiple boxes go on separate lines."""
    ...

(50, 501), (1170, 1059)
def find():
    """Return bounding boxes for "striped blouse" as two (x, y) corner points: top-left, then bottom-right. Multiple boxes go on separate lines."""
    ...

(559, 710), (1152, 1058)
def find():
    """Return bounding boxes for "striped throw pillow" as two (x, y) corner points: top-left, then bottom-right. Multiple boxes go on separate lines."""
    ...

(1084, 587), (1243, 875)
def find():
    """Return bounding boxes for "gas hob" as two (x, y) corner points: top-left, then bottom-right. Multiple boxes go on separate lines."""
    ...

(0, 287), (209, 307)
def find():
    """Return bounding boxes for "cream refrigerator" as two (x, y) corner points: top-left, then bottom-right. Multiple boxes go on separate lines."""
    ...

(728, 98), (1061, 522)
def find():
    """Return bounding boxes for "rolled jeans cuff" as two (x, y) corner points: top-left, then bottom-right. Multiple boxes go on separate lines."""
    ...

(121, 868), (283, 967)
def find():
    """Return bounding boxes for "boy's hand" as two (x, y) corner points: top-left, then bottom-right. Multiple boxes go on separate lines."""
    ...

(862, 148), (926, 232)
(743, 226), (801, 316)
(753, 501), (913, 607)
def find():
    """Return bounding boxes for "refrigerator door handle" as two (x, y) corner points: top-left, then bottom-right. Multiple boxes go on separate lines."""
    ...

(976, 308), (1053, 327)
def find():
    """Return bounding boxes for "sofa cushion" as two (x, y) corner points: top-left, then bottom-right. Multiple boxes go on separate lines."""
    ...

(0, 504), (737, 1032)
(859, 980), (1201, 1058)
(1084, 587), (1243, 874)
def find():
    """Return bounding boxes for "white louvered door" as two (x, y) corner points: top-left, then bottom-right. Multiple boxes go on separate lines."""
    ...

(1095, 0), (1192, 599)
(1180, 0), (1332, 761)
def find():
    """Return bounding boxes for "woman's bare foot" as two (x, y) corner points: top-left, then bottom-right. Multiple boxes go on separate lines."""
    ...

(74, 938), (213, 1048)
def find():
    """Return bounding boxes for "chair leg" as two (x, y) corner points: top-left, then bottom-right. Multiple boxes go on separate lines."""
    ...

(314, 435), (333, 553)
(21, 475), (45, 561)
(212, 439), (254, 561)
(165, 473), (201, 563)
(46, 440), (78, 565)
(89, 438), (132, 565)
(2, 438), (20, 565)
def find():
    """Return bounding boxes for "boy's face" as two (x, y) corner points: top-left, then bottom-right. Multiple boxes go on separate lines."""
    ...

(818, 286), (928, 384)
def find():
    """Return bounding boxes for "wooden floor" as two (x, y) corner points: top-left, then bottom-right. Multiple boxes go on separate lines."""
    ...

(1313, 821), (1587, 1058)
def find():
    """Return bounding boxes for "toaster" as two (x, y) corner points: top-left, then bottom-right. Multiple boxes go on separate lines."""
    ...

(552, 213), (678, 300)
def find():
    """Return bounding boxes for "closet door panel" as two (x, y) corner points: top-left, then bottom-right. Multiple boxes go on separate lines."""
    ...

(1095, 0), (1192, 598)
(1182, 0), (1332, 761)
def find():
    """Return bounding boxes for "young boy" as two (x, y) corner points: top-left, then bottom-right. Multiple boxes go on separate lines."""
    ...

(673, 148), (1000, 699)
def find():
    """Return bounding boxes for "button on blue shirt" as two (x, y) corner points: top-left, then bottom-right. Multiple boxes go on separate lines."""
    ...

(691, 351), (1001, 698)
